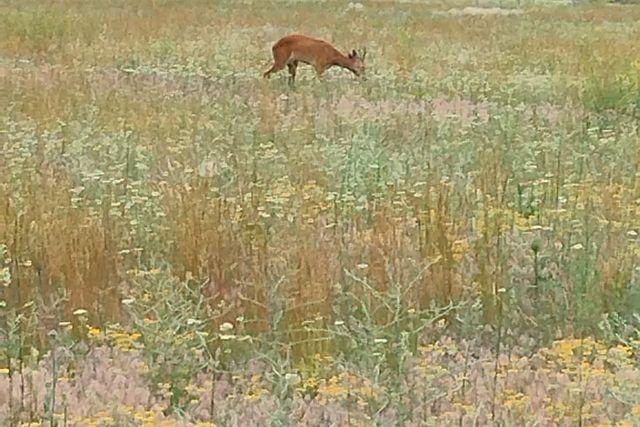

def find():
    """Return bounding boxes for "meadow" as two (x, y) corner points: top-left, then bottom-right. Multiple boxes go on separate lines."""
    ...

(1, 0), (640, 425)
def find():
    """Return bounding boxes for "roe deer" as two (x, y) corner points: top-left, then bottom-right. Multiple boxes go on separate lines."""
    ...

(263, 33), (366, 86)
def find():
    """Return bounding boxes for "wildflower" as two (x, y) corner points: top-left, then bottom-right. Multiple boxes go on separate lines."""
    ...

(452, 239), (470, 261)
(318, 380), (347, 398)
(515, 215), (529, 230)
(244, 377), (268, 401)
(219, 322), (234, 332)
(73, 308), (88, 316)
(285, 373), (301, 386)
(297, 375), (320, 394)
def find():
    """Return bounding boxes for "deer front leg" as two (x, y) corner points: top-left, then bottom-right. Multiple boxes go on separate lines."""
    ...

(287, 61), (298, 86)
(314, 62), (328, 81)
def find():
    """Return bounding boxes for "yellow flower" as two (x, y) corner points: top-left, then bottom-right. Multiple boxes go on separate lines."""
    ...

(244, 391), (262, 401)
(318, 378), (347, 399)
(515, 214), (530, 230)
(452, 239), (469, 262)
(358, 384), (384, 400)
(502, 390), (529, 412)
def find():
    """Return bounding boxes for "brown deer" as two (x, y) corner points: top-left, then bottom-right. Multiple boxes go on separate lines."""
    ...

(263, 33), (366, 86)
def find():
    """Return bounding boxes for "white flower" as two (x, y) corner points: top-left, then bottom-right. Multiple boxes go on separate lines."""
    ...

(285, 373), (301, 386)
(219, 334), (236, 341)
(219, 322), (234, 332)
(73, 309), (88, 316)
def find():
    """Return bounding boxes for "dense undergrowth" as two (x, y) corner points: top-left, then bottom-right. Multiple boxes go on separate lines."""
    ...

(1, 0), (640, 425)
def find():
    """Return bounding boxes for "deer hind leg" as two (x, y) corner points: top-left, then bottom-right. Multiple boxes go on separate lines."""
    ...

(263, 62), (285, 79)
(287, 61), (298, 86)
(263, 48), (289, 79)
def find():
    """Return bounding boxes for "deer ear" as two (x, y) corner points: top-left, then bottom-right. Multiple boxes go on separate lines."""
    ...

(351, 49), (357, 58)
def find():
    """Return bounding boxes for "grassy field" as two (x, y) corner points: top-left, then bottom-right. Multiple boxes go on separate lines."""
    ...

(2, 0), (640, 425)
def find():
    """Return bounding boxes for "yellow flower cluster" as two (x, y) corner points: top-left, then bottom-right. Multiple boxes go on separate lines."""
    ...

(244, 373), (269, 401)
(501, 389), (530, 413)
(86, 324), (143, 351)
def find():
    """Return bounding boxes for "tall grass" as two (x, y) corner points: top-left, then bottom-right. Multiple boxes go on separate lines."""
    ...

(2, 0), (640, 425)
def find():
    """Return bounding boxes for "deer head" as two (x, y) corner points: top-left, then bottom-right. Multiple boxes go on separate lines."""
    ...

(348, 47), (367, 76)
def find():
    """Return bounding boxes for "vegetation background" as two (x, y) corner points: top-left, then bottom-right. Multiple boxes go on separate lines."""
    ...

(1, 0), (640, 425)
